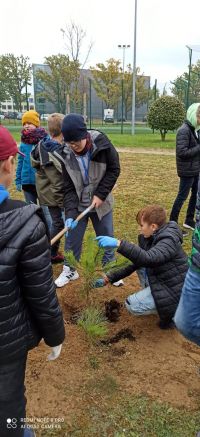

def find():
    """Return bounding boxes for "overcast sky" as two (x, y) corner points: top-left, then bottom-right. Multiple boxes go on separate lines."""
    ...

(1, 0), (200, 92)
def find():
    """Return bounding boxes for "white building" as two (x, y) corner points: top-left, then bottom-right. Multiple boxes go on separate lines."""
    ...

(0, 95), (35, 113)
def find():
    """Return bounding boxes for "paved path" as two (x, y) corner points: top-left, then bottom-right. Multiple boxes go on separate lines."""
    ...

(116, 147), (175, 156)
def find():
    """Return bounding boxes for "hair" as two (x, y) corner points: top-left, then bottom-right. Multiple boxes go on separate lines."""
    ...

(48, 113), (65, 138)
(136, 204), (167, 227)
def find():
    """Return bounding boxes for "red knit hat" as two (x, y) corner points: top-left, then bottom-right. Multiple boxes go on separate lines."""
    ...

(0, 126), (25, 160)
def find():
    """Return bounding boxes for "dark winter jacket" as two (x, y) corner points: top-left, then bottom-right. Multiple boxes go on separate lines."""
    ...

(55, 130), (120, 220)
(31, 137), (64, 207)
(108, 222), (188, 323)
(0, 199), (65, 364)
(176, 121), (200, 177)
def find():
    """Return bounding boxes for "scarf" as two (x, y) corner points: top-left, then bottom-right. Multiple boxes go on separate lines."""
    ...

(75, 133), (92, 156)
(21, 127), (47, 145)
(0, 184), (9, 204)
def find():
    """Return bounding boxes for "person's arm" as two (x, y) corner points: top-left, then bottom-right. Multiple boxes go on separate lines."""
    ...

(93, 142), (120, 201)
(176, 128), (200, 160)
(117, 237), (179, 267)
(107, 263), (136, 283)
(62, 164), (79, 219)
(19, 216), (65, 347)
(15, 144), (24, 186)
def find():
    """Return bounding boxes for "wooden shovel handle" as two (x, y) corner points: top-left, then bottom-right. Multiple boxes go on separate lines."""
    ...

(50, 204), (94, 246)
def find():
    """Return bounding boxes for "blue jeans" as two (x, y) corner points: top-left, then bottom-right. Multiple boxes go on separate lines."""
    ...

(170, 175), (199, 223)
(174, 268), (200, 346)
(0, 354), (27, 437)
(23, 190), (52, 232)
(125, 268), (157, 315)
(65, 210), (115, 266)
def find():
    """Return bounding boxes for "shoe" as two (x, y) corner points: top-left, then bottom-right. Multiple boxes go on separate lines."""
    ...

(55, 265), (79, 287)
(51, 253), (64, 264)
(183, 220), (195, 231)
(182, 230), (189, 237)
(113, 279), (124, 287)
(24, 426), (36, 436)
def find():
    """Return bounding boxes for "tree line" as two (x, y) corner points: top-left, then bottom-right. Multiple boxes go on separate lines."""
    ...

(0, 21), (200, 114)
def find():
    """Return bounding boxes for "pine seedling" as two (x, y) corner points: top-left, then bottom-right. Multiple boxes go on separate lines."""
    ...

(65, 232), (104, 301)
(77, 306), (108, 341)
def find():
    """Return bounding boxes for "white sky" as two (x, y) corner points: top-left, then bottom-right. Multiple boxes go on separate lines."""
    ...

(1, 0), (200, 92)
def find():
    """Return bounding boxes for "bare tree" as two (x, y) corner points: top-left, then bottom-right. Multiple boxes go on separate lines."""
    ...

(60, 21), (93, 68)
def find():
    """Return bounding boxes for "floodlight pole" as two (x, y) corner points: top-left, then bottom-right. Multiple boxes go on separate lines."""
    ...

(186, 45), (192, 109)
(131, 0), (137, 135)
(118, 44), (130, 134)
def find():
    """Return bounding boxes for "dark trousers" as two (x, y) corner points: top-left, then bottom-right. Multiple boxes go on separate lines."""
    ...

(23, 189), (52, 232)
(170, 175), (199, 223)
(0, 354), (27, 437)
(65, 210), (115, 266)
(49, 206), (64, 256)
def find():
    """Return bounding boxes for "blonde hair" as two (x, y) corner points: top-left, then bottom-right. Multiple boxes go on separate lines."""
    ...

(48, 113), (65, 138)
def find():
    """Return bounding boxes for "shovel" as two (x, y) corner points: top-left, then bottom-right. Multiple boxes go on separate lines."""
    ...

(50, 204), (94, 246)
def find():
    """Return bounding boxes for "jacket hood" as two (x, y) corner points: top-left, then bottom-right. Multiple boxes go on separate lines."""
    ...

(40, 136), (62, 152)
(187, 103), (200, 130)
(0, 203), (40, 250)
(153, 221), (183, 245)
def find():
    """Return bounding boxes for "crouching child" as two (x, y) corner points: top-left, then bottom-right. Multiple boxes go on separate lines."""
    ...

(95, 205), (188, 329)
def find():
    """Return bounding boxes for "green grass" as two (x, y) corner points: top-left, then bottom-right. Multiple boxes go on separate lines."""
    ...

(1, 121), (176, 149)
(109, 132), (176, 148)
(38, 394), (200, 436)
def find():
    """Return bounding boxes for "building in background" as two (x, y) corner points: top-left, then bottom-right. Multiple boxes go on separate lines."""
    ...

(32, 63), (150, 121)
(0, 96), (35, 114)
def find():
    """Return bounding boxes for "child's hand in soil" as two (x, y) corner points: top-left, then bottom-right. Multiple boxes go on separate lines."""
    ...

(93, 277), (109, 288)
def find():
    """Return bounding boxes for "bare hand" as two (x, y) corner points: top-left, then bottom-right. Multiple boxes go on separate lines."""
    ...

(92, 195), (104, 208)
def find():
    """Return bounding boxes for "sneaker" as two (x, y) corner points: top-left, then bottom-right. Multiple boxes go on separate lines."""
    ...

(24, 426), (36, 437)
(183, 220), (195, 231)
(51, 253), (65, 264)
(182, 230), (189, 237)
(55, 265), (79, 288)
(113, 279), (124, 287)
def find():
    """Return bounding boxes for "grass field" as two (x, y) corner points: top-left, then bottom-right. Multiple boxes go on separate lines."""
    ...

(1, 120), (176, 149)
(10, 151), (200, 437)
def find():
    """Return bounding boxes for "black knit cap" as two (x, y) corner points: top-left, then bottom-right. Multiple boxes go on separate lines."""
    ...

(62, 113), (87, 142)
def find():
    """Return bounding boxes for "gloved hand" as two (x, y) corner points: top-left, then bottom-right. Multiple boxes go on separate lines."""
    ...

(93, 278), (107, 288)
(95, 236), (119, 248)
(16, 184), (22, 192)
(65, 218), (78, 236)
(47, 344), (62, 361)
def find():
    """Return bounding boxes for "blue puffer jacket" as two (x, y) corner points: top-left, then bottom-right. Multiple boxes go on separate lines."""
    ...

(16, 142), (36, 186)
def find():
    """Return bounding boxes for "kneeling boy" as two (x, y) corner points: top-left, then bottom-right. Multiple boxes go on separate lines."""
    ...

(96, 205), (188, 329)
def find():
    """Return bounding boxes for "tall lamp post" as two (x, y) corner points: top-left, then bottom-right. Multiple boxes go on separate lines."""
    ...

(186, 45), (200, 109)
(131, 0), (137, 135)
(118, 44), (130, 134)
(186, 45), (192, 109)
